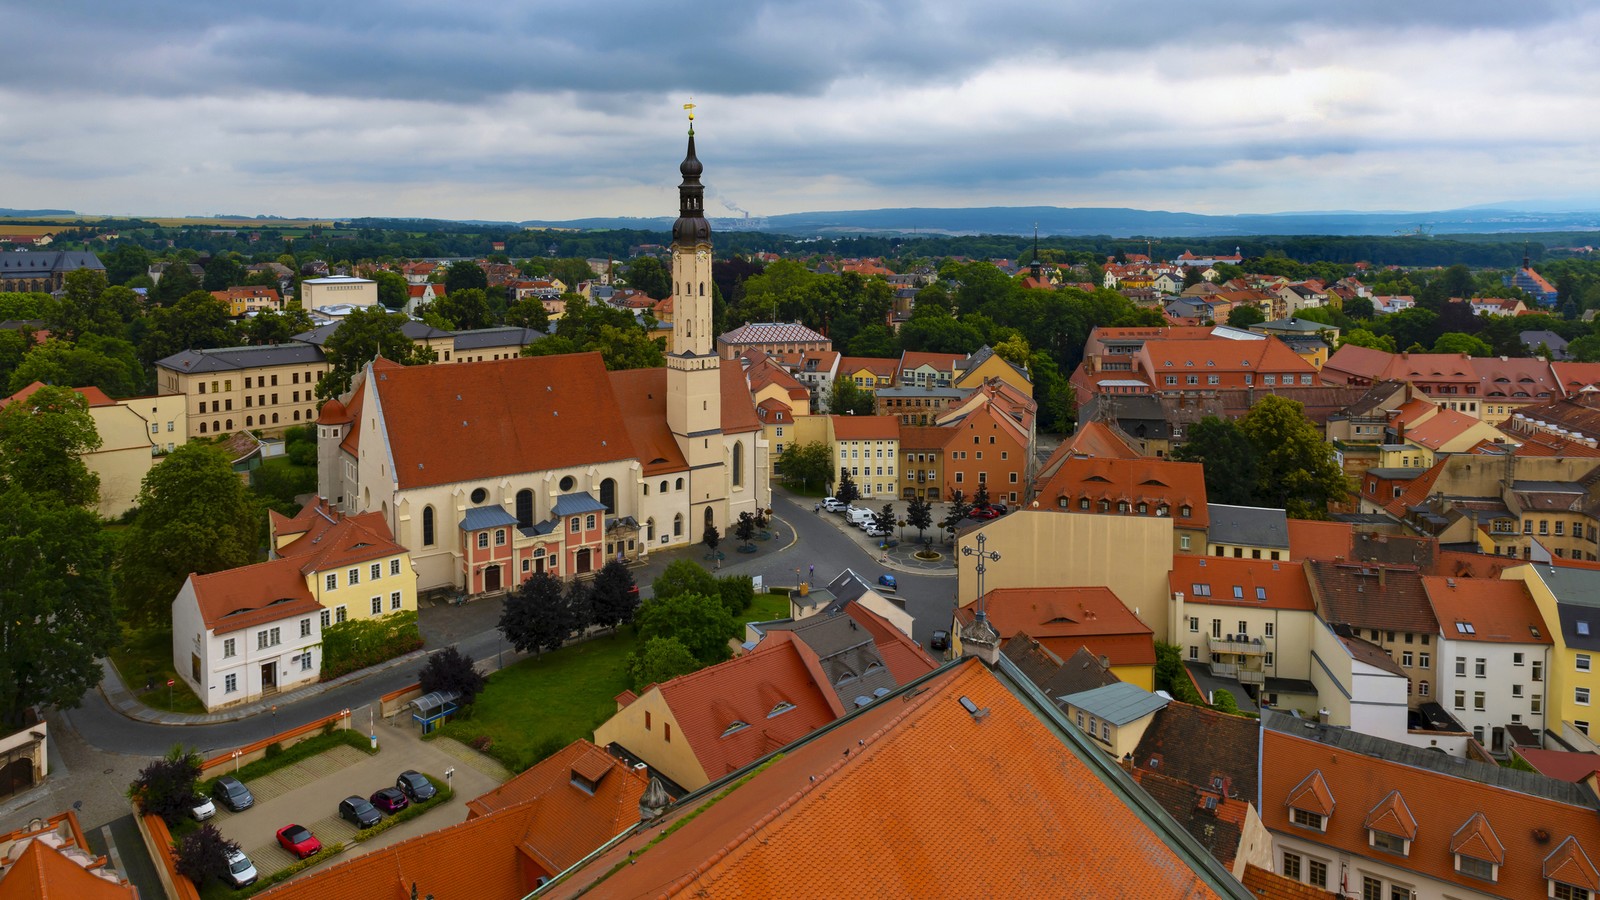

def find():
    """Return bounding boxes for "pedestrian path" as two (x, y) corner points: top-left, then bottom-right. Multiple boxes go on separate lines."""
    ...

(426, 735), (513, 782)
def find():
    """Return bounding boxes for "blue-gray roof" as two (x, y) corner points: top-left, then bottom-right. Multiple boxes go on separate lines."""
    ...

(157, 342), (326, 373)
(460, 505), (518, 531)
(1058, 682), (1169, 725)
(452, 327), (547, 351)
(294, 319), (451, 347)
(551, 492), (607, 516)
(0, 251), (103, 277)
(1206, 503), (1289, 549)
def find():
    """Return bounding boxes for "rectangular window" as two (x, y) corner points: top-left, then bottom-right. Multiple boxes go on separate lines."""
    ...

(1454, 690), (1465, 710)
(300, 653), (313, 672)
(391, 591), (402, 610)
(321, 609), (331, 629)
(1402, 651), (1413, 668)
(335, 606), (347, 624)
(299, 618), (311, 638)
(1579, 654), (1592, 672)
(496, 528), (507, 546)
(390, 559), (401, 576)
(1455, 657), (1466, 677)
(348, 567), (360, 585)
(1212, 619), (1222, 639)
(1265, 651), (1274, 667)
(1188, 645), (1198, 660)
(1362, 877), (1382, 900)
(371, 597), (382, 615)
(325, 573), (337, 591)
(1476, 658), (1487, 677)
(1307, 858), (1327, 888)
(1578, 687), (1591, 706)
(1419, 652), (1430, 668)
(1291, 808), (1322, 830)
(1533, 694), (1543, 712)
(222, 638), (235, 658)
(370, 563), (382, 581)
(1281, 852), (1301, 881)
(1189, 617), (1199, 633)
(1372, 831), (1407, 855)
(224, 673), (237, 694)
(1474, 691), (1486, 711)
(1534, 661), (1544, 681)
(478, 533), (489, 548)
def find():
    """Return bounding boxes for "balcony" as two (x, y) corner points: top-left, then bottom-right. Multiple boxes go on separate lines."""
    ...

(1207, 661), (1266, 686)
(1208, 634), (1267, 655)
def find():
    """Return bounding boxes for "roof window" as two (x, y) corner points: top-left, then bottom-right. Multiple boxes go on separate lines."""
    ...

(768, 701), (795, 718)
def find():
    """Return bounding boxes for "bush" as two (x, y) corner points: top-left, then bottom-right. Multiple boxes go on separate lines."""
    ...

(651, 559), (718, 601)
(174, 824), (238, 885)
(635, 592), (737, 665)
(418, 646), (487, 706)
(128, 745), (203, 827)
(716, 575), (754, 616)
(1153, 642), (1206, 707)
(628, 636), (700, 690)
(264, 742), (283, 759)
(320, 611), (422, 680)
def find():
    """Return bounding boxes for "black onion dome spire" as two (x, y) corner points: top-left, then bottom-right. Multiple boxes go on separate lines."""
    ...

(673, 115), (710, 245)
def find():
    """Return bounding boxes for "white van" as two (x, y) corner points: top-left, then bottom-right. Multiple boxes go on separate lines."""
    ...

(846, 507), (876, 529)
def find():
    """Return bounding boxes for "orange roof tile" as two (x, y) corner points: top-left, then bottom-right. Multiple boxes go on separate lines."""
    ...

(3, 381), (116, 408)
(188, 559), (321, 635)
(547, 660), (1228, 899)
(1169, 557), (1313, 610)
(1364, 789), (1418, 840)
(0, 839), (136, 900)
(1403, 406), (1493, 450)
(1546, 836), (1600, 891)
(1420, 576), (1551, 645)
(837, 355), (896, 378)
(1035, 456), (1209, 529)
(841, 603), (938, 684)
(898, 350), (964, 373)
(1286, 769), (1335, 817)
(1286, 519), (1354, 561)
(958, 586), (1155, 666)
(830, 414), (898, 441)
(718, 359), (762, 434)
(1241, 865), (1340, 899)
(273, 500), (406, 576)
(1451, 811), (1506, 865)
(604, 368), (689, 475)
(897, 425), (956, 451)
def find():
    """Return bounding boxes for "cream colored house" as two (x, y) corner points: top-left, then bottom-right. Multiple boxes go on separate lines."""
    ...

(1057, 682), (1168, 759)
(1168, 556), (1320, 707)
(829, 415), (899, 499)
(301, 275), (377, 311)
(156, 344), (327, 439)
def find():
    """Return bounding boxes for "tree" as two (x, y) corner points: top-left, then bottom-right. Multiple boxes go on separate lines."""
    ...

(1183, 266), (1204, 288)
(551, 258), (597, 290)
(504, 297), (550, 331)
(906, 495), (933, 543)
(370, 270), (410, 310)
(150, 261), (201, 306)
(102, 243), (151, 286)
(624, 257), (672, 300)
(940, 495), (972, 543)
(589, 559), (639, 632)
(0, 486), (116, 728)
(1226, 305), (1265, 328)
(316, 306), (436, 399)
(116, 444), (260, 626)
(500, 571), (575, 657)
(432, 287), (492, 331)
(734, 511), (757, 549)
(0, 384), (102, 508)
(128, 745), (203, 826)
(703, 521), (721, 567)
(1173, 416), (1259, 506)
(53, 268), (138, 342)
(138, 291), (239, 366)
(444, 260), (488, 294)
(835, 469), (860, 506)
(846, 324), (898, 358)
(874, 502), (896, 538)
(992, 335), (1031, 370)
(1339, 328), (1396, 352)
(971, 480), (991, 510)
(1154, 642), (1205, 706)
(201, 255), (244, 292)
(652, 559), (718, 602)
(418, 646), (486, 706)
(1239, 395), (1350, 519)
(1433, 332), (1493, 357)
(776, 441), (832, 490)
(175, 824), (241, 886)
(828, 376), (877, 416)
(635, 592), (736, 665)
(628, 636), (699, 689)
(716, 574), (755, 617)
(9, 335), (146, 398)
(243, 307), (314, 346)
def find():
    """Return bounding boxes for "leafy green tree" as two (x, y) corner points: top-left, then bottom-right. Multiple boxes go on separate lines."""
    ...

(835, 469), (860, 506)
(652, 559), (718, 601)
(243, 307), (314, 346)
(1339, 329), (1396, 352)
(0, 384), (101, 508)
(150, 261), (202, 306)
(1239, 395), (1350, 519)
(873, 502), (896, 537)
(137, 291), (239, 367)
(1432, 332), (1493, 357)
(846, 324), (898, 358)
(1226, 305), (1265, 328)
(1378, 307), (1440, 352)
(504, 297), (550, 331)
(1569, 334), (1600, 362)
(1028, 353), (1075, 433)
(116, 444), (260, 626)
(201, 255), (244, 292)
(941, 495), (973, 542)
(992, 334), (1031, 369)
(316, 307), (436, 399)
(716, 574), (754, 617)
(370, 270), (410, 310)
(444, 260), (488, 294)
(551, 258), (597, 291)
(971, 480), (991, 509)
(102, 243), (151, 286)
(418, 646), (487, 705)
(521, 295), (663, 371)
(829, 376), (877, 415)
(0, 331), (28, 390)
(906, 495), (933, 543)
(624, 257), (672, 299)
(897, 308), (983, 353)
(9, 336), (146, 399)
(128, 745), (203, 826)
(734, 511), (757, 548)
(1173, 416), (1259, 506)
(175, 824), (241, 886)
(0, 485), (116, 727)
(500, 571), (577, 657)
(52, 268), (137, 342)
(702, 521), (721, 567)
(589, 559), (639, 632)
(0, 292), (58, 321)
(777, 440), (833, 490)
(628, 636), (699, 690)
(432, 287), (492, 331)
(1343, 296), (1375, 319)
(635, 592), (736, 665)
(1154, 642), (1205, 706)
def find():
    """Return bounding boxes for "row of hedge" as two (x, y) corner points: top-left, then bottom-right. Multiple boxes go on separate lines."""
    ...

(198, 728), (376, 799)
(321, 611), (423, 680)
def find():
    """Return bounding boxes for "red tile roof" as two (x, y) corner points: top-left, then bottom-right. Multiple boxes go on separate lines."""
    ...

(1308, 560), (1437, 635)
(1516, 748), (1600, 783)
(1420, 576), (1551, 645)
(837, 355), (896, 379)
(1240, 865), (1341, 899)
(1035, 456), (1210, 529)
(830, 414), (898, 441)
(0, 838), (136, 900)
(958, 586), (1156, 666)
(1169, 557), (1313, 610)
(1286, 519), (1354, 561)
(718, 359), (763, 435)
(3, 381), (116, 408)
(547, 660), (1228, 899)
(898, 350), (964, 373)
(187, 558), (321, 636)
(604, 368), (689, 475)
(897, 424), (956, 451)
(272, 500), (406, 577)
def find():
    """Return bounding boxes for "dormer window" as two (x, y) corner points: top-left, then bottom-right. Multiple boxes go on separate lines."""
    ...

(768, 701), (795, 718)
(1292, 808), (1324, 830)
(721, 720), (749, 738)
(1370, 829), (1409, 856)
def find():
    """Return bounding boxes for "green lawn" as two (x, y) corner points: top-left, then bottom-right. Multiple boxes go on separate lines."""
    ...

(743, 592), (790, 624)
(108, 626), (208, 715)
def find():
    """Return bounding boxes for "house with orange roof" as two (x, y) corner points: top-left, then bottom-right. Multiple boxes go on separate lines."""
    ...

(897, 349), (965, 388)
(898, 425), (952, 501)
(837, 354), (896, 392)
(1384, 402), (1510, 468)
(1137, 337), (1319, 395)
(953, 586), (1156, 688)
(828, 414), (899, 499)
(1473, 355), (1560, 424)
(742, 351), (810, 414)
(1169, 557), (1319, 705)
(1033, 456), (1209, 555)
(1423, 575), (1552, 752)
(954, 343), (1034, 397)
(767, 347), (838, 403)
(258, 741), (646, 900)
(0, 811), (136, 899)
(1032, 421), (1143, 493)
(1262, 710), (1600, 900)
(172, 499), (415, 710)
(936, 384), (1034, 505)
(1324, 347), (1490, 418)
(548, 658), (1245, 899)
(211, 285), (282, 316)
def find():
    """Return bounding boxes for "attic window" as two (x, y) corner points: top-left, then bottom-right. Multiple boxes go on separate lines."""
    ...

(1191, 583), (1211, 597)
(721, 720), (750, 738)
(570, 771), (601, 795)
(1456, 623), (1476, 635)
(768, 701), (795, 718)
(1233, 586), (1244, 599)
(1580, 622), (1592, 637)
(1256, 587), (1267, 601)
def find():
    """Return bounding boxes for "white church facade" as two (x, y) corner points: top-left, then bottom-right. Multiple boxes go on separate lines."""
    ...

(315, 127), (769, 595)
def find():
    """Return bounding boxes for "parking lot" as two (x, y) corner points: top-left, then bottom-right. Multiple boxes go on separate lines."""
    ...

(205, 724), (505, 883)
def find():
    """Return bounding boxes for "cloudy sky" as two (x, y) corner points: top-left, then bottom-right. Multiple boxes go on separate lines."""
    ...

(3, 1), (1598, 222)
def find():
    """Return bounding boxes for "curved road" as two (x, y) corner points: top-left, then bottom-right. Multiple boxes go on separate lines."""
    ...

(62, 488), (960, 758)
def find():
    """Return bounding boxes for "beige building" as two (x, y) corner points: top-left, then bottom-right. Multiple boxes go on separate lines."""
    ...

(2, 383), (186, 518)
(301, 275), (377, 310)
(156, 344), (327, 438)
(1168, 555), (1320, 709)
(830, 415), (900, 499)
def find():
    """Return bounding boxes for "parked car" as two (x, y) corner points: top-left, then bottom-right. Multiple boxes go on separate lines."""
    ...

(821, 497), (848, 513)
(876, 574), (897, 591)
(968, 506), (1001, 520)
(276, 824), (322, 860)
(396, 770), (436, 802)
(369, 787), (410, 814)
(339, 795), (382, 829)
(846, 507), (875, 529)
(929, 630), (951, 652)
(212, 777), (254, 812)
(191, 794), (216, 821)
(223, 849), (258, 888)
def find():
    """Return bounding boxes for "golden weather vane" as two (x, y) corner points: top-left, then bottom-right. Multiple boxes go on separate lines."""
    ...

(683, 100), (696, 121)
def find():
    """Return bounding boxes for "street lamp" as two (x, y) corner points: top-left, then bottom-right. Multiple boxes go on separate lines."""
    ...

(444, 767), (454, 793)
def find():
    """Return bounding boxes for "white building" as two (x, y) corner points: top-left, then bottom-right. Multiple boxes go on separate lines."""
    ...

(302, 275), (377, 311)
(1424, 575), (1554, 752)
(171, 560), (324, 711)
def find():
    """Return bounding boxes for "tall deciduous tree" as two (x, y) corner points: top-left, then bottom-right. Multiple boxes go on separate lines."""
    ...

(1239, 395), (1350, 519)
(628, 636), (698, 690)
(0, 485), (116, 727)
(624, 257), (672, 300)
(0, 384), (102, 508)
(444, 260), (488, 294)
(499, 571), (573, 657)
(1173, 416), (1259, 507)
(138, 291), (239, 367)
(589, 559), (639, 633)
(504, 297), (550, 331)
(906, 495), (933, 543)
(127, 745), (203, 827)
(370, 270), (410, 310)
(117, 444), (260, 626)
(652, 559), (719, 601)
(828, 377), (876, 416)
(418, 646), (486, 705)
(776, 441), (832, 490)
(634, 592), (736, 665)
(316, 307), (436, 399)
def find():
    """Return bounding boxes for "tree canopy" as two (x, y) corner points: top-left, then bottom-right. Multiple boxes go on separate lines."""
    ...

(635, 592), (736, 665)
(316, 306), (436, 399)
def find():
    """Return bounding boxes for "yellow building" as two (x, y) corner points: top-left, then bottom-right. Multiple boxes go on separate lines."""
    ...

(156, 344), (327, 439)
(301, 275), (377, 310)
(1056, 682), (1169, 758)
(1502, 563), (1597, 743)
(829, 415), (900, 499)
(268, 499), (418, 624)
(954, 345), (1034, 398)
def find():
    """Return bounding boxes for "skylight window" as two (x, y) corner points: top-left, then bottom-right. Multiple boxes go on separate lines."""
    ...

(1456, 622), (1476, 635)
(1580, 621), (1592, 636)
(1256, 587), (1267, 601)
(721, 721), (749, 738)
(1233, 586), (1244, 599)
(768, 701), (795, 718)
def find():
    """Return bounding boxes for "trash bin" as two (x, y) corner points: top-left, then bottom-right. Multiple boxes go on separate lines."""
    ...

(370, 734), (379, 751)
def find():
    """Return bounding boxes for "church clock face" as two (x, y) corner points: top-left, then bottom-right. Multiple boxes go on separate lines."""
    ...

(696, 250), (709, 261)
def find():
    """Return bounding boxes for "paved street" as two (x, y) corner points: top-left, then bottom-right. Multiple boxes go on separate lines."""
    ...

(0, 483), (968, 897)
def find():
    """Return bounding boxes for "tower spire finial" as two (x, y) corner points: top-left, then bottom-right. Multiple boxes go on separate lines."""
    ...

(683, 99), (696, 136)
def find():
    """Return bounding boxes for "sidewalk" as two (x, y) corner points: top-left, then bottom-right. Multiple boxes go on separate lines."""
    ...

(789, 492), (958, 577)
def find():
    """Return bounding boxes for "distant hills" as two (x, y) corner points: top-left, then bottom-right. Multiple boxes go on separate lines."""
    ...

(0, 208), (76, 218)
(519, 205), (1600, 239)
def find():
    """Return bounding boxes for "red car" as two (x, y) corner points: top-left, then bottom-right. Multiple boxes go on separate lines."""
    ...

(968, 506), (1001, 520)
(276, 824), (322, 859)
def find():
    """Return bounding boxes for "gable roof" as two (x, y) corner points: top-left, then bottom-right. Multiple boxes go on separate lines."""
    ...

(0, 837), (136, 900)
(1131, 700), (1261, 802)
(1036, 456), (1209, 529)
(1240, 865), (1340, 899)
(1002, 635), (1121, 699)
(272, 500), (405, 576)
(719, 322), (828, 345)
(186, 558), (321, 636)
(958, 586), (1155, 666)
(830, 414), (898, 441)
(1306, 559), (1438, 634)
(1421, 575), (1551, 645)
(1170, 557), (1313, 611)
(898, 349), (964, 373)
(837, 355), (896, 379)
(1129, 766), (1249, 870)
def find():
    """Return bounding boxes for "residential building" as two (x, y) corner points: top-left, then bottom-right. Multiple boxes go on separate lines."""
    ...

(875, 382), (966, 424)
(301, 275), (377, 310)
(1306, 560), (1438, 713)
(1208, 504), (1292, 560)
(0, 250), (103, 293)
(1058, 681), (1168, 757)
(447, 326), (547, 363)
(1503, 563), (1600, 744)
(898, 425), (950, 500)
(156, 343), (327, 438)
(716, 321), (830, 360)
(768, 348), (838, 405)
(1034, 456), (1208, 555)
(1423, 575), (1552, 752)
(938, 388), (1031, 504)
(318, 133), (766, 595)
(1003, 636), (1121, 701)
(1169, 556), (1318, 706)
(830, 414), (899, 498)
(1262, 710), (1600, 900)
(952, 586), (1156, 688)
(836, 355), (896, 391)
(0, 811), (136, 899)
(1323, 347), (1490, 418)
(955, 344), (1034, 397)
(897, 349), (964, 387)
(211, 285), (282, 316)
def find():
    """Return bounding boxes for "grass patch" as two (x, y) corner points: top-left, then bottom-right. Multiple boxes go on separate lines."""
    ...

(435, 631), (637, 774)
(108, 626), (207, 715)
(741, 592), (790, 625)
(200, 729), (376, 798)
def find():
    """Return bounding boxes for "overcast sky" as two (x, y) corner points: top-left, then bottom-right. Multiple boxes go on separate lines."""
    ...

(3, 1), (1598, 222)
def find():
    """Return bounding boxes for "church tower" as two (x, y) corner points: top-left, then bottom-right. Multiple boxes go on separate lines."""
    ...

(666, 108), (727, 536)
